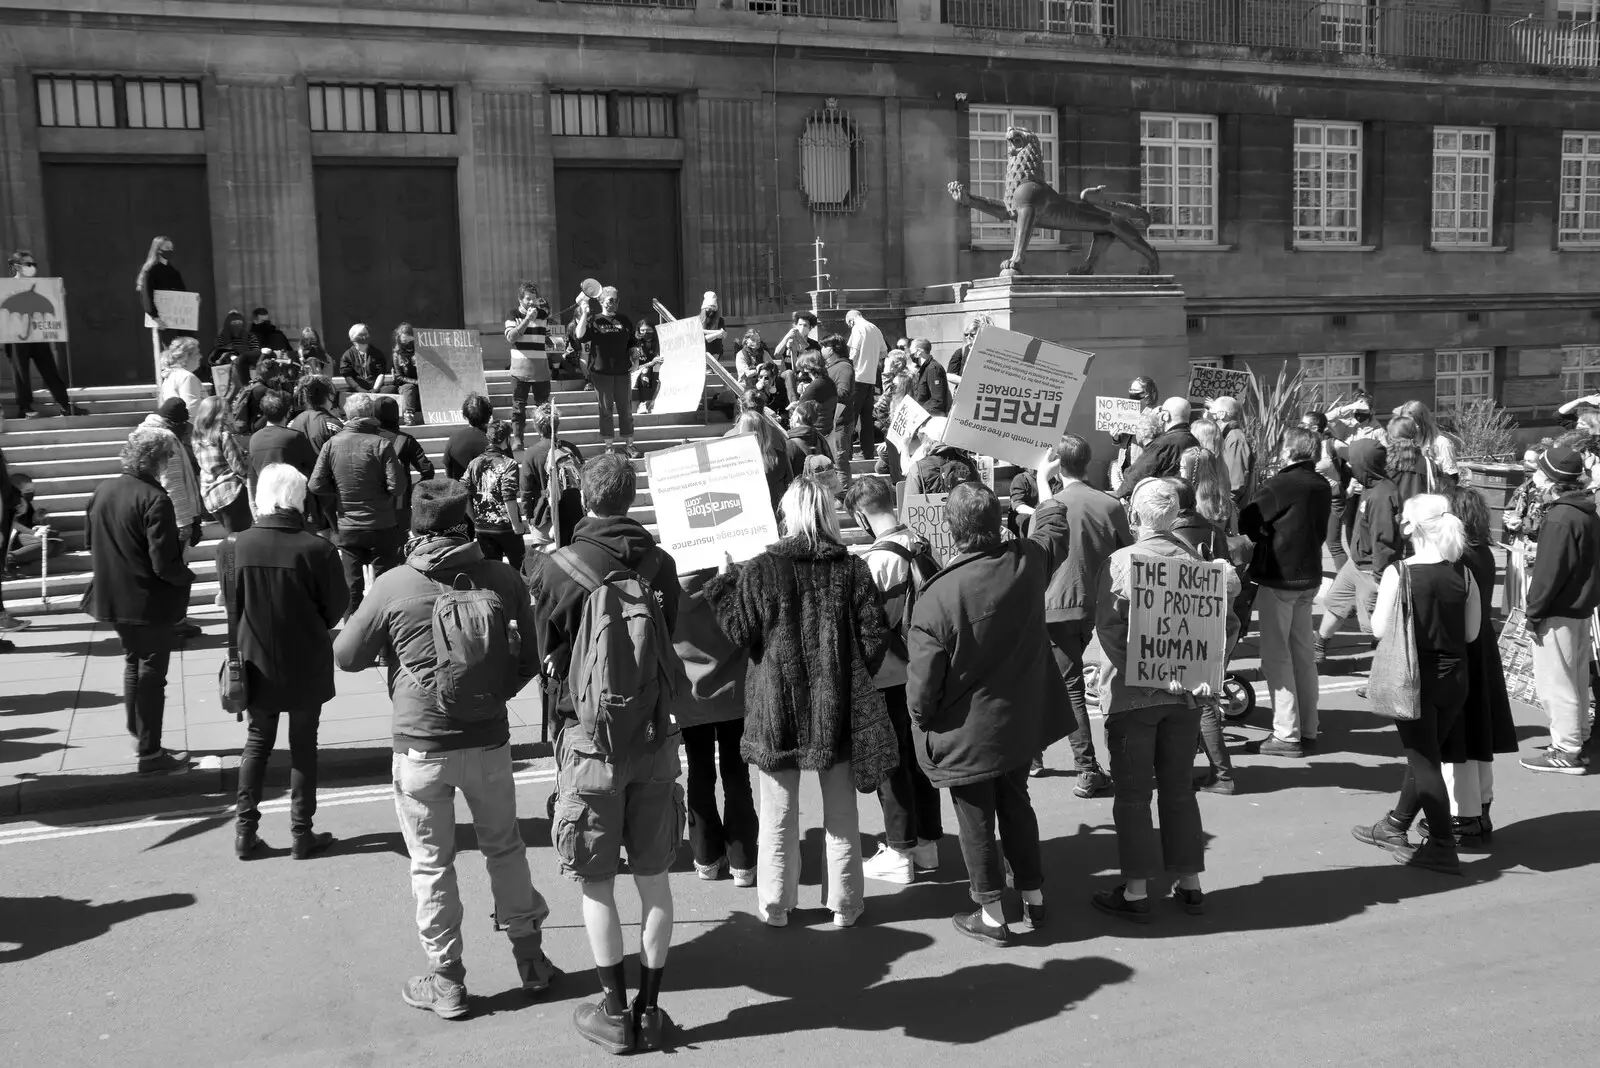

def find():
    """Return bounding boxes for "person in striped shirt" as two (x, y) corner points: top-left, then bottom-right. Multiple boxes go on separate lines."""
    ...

(504, 280), (552, 451)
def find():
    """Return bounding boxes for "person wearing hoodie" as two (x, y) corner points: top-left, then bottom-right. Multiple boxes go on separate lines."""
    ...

(375, 395), (435, 536)
(784, 399), (834, 476)
(334, 478), (553, 1020)
(248, 307), (292, 356)
(1315, 438), (1403, 659)
(308, 392), (405, 614)
(1518, 443), (1600, 773)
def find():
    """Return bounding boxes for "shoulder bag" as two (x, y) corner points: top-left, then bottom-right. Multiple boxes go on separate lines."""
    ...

(1367, 563), (1421, 721)
(217, 534), (249, 721)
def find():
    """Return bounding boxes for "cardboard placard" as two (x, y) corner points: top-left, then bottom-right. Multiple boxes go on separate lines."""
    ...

(0, 277), (68, 343)
(974, 453), (996, 490)
(1496, 607), (1541, 710)
(647, 433), (780, 573)
(652, 316), (707, 415)
(1187, 365), (1251, 402)
(414, 328), (488, 425)
(900, 491), (958, 566)
(143, 290), (200, 331)
(1094, 395), (1144, 436)
(885, 393), (934, 456)
(1126, 551), (1229, 692)
(943, 325), (1093, 470)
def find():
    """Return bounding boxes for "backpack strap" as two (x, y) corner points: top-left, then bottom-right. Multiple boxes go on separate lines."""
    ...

(870, 539), (919, 562)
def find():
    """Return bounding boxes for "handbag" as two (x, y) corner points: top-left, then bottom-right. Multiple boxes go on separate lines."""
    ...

(1368, 563), (1421, 722)
(216, 534), (249, 722)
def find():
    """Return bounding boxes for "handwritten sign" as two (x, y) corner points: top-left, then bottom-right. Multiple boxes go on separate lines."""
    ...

(0, 277), (68, 343)
(1127, 551), (1229, 692)
(885, 393), (934, 456)
(1496, 608), (1541, 710)
(900, 491), (958, 565)
(1188, 365), (1251, 402)
(652, 316), (706, 415)
(1094, 395), (1143, 436)
(974, 453), (996, 490)
(414, 328), (488, 425)
(144, 290), (200, 332)
(943, 325), (1093, 470)
(648, 434), (779, 572)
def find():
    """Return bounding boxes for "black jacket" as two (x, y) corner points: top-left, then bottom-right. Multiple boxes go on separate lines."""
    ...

(248, 423), (319, 490)
(1347, 439), (1403, 575)
(222, 513), (348, 711)
(444, 424), (489, 481)
(574, 313), (635, 376)
(308, 417), (404, 531)
(84, 473), (194, 627)
(1116, 423), (1200, 499)
(138, 262), (185, 319)
(340, 345), (389, 394)
(910, 359), (950, 416)
(249, 320), (292, 355)
(1240, 460), (1333, 590)
(1525, 492), (1600, 625)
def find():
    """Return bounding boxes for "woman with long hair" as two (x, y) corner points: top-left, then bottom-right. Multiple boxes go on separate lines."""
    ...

(191, 395), (253, 535)
(136, 235), (189, 350)
(1182, 417), (1235, 531)
(729, 404), (794, 509)
(1395, 400), (1460, 485)
(1384, 415), (1433, 501)
(705, 475), (899, 929)
(1352, 494), (1480, 875)
(158, 337), (204, 412)
(391, 322), (421, 425)
(297, 327), (331, 380)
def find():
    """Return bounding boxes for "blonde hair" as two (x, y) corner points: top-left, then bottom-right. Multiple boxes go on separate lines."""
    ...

(255, 463), (308, 516)
(192, 395), (230, 448)
(161, 336), (200, 371)
(1402, 493), (1467, 562)
(1190, 417), (1221, 455)
(135, 234), (169, 291)
(778, 475), (841, 554)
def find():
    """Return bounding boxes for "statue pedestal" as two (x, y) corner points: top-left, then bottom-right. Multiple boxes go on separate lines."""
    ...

(905, 275), (1191, 488)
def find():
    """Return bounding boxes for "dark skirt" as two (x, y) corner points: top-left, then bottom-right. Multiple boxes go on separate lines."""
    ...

(1439, 628), (1519, 763)
(1396, 660), (1466, 763)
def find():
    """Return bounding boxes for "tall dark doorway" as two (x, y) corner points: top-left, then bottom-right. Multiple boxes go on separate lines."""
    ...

(41, 158), (217, 387)
(313, 161), (463, 346)
(554, 167), (682, 326)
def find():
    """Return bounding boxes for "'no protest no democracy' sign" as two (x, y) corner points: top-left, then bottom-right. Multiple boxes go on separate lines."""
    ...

(1093, 395), (1144, 436)
(1188, 365), (1251, 402)
(415, 329), (488, 425)
(942, 325), (1093, 469)
(1127, 552), (1230, 693)
(648, 433), (780, 573)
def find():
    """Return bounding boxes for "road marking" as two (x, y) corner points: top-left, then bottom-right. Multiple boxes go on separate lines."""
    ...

(0, 769), (558, 847)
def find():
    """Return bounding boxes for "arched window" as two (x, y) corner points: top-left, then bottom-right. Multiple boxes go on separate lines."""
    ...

(799, 99), (866, 214)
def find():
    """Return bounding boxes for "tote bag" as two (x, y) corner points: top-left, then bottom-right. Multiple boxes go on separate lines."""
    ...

(1368, 563), (1421, 722)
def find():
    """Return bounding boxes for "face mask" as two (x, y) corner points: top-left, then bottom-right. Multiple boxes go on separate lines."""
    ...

(15, 264), (36, 277)
(1127, 392), (1143, 400)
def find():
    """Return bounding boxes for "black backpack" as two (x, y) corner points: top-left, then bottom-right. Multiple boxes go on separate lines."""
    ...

(872, 537), (942, 661)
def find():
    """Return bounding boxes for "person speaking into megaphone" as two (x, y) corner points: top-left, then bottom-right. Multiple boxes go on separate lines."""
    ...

(570, 285), (640, 459)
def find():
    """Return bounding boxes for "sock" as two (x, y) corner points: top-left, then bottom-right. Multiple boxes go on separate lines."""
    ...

(1176, 874), (1201, 891)
(1020, 888), (1043, 906)
(1123, 879), (1148, 901)
(596, 963), (627, 1015)
(637, 962), (665, 1010)
(978, 901), (1005, 927)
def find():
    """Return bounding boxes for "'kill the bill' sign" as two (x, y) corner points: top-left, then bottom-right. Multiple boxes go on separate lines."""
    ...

(0, 277), (68, 344)
(415, 329), (489, 425)
(1126, 551), (1230, 693)
(942, 325), (1093, 469)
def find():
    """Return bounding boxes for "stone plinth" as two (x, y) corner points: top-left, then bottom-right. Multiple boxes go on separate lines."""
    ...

(906, 275), (1190, 488)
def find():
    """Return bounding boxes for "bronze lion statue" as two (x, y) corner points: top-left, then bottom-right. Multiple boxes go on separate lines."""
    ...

(948, 126), (1161, 276)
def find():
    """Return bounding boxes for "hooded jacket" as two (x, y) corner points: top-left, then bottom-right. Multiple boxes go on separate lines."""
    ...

(308, 417), (404, 530)
(1347, 439), (1404, 575)
(1525, 491), (1600, 625)
(1240, 460), (1332, 590)
(784, 424), (833, 475)
(333, 536), (539, 752)
(135, 414), (202, 529)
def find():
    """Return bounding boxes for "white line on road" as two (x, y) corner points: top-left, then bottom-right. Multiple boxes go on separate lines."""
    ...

(0, 769), (558, 847)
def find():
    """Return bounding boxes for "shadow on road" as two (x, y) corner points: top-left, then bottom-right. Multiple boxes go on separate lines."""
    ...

(0, 892), (197, 963)
(1233, 760), (1404, 795)
(0, 690), (119, 717)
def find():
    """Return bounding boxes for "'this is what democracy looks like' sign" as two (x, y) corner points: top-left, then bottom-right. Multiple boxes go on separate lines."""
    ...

(1126, 552), (1230, 693)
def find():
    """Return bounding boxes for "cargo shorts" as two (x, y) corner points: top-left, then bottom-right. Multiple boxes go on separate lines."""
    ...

(552, 722), (684, 882)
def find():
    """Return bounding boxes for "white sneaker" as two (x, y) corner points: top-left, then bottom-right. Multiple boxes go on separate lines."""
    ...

(832, 906), (863, 928)
(862, 843), (914, 885)
(0, 612), (31, 633)
(731, 867), (755, 888)
(694, 856), (727, 881)
(910, 839), (940, 874)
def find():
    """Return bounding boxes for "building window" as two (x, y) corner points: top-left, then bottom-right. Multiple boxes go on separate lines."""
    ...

(968, 106), (1059, 249)
(1299, 352), (1364, 407)
(1044, 0), (1115, 33)
(309, 84), (454, 134)
(1431, 127), (1494, 246)
(36, 75), (201, 130)
(1561, 345), (1600, 399)
(1559, 132), (1600, 246)
(1141, 113), (1217, 245)
(798, 99), (866, 214)
(1293, 121), (1362, 246)
(1318, 2), (1376, 54)
(1435, 349), (1493, 410)
(549, 91), (676, 138)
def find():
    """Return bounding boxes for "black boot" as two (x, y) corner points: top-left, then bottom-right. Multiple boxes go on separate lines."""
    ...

(575, 963), (633, 1054)
(632, 963), (668, 1052)
(235, 826), (262, 859)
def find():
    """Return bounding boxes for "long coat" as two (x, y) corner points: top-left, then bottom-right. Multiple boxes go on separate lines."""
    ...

(1441, 541), (1518, 763)
(84, 472), (194, 627)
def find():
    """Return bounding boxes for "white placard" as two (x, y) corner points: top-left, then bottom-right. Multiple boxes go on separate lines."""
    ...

(943, 325), (1093, 470)
(1126, 551), (1230, 692)
(651, 317), (707, 415)
(1094, 395), (1144, 435)
(143, 290), (200, 331)
(0, 277), (68, 343)
(900, 491), (958, 565)
(885, 393), (933, 456)
(974, 454), (996, 490)
(647, 433), (780, 572)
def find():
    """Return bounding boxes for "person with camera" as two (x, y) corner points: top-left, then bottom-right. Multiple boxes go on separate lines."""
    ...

(571, 286), (640, 459)
(504, 280), (553, 450)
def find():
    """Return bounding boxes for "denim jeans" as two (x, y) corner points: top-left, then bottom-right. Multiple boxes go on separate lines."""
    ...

(1530, 615), (1594, 753)
(949, 768), (1043, 905)
(1197, 699), (1233, 778)
(756, 762), (862, 923)
(1105, 703), (1206, 879)
(682, 719), (758, 871)
(392, 744), (550, 984)
(876, 685), (943, 850)
(1326, 496), (1348, 571)
(591, 372), (634, 441)
(1257, 586), (1320, 743)
(114, 623), (173, 757)
(1047, 620), (1099, 768)
(237, 707), (321, 835)
(510, 376), (552, 443)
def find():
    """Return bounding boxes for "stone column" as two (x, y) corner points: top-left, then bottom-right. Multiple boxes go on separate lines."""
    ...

(468, 85), (555, 330)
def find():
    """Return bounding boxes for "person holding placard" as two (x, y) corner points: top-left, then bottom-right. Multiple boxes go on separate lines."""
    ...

(7, 249), (81, 418)
(136, 235), (189, 350)
(1115, 397), (1197, 500)
(1091, 479), (1239, 921)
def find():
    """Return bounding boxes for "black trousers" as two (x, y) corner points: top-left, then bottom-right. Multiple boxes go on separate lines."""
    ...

(237, 707), (322, 836)
(949, 767), (1044, 905)
(876, 685), (943, 849)
(681, 719), (758, 871)
(476, 529), (526, 572)
(1047, 620), (1099, 769)
(510, 375), (552, 443)
(8, 342), (71, 414)
(332, 527), (401, 615)
(115, 623), (173, 757)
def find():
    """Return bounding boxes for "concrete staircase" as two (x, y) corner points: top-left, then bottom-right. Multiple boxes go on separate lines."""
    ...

(2, 371), (873, 612)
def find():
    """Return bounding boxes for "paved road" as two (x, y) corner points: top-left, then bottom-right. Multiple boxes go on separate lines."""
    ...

(2, 679), (1595, 1068)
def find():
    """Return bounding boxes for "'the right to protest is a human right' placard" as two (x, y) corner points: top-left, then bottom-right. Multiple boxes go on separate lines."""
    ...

(1127, 551), (1230, 692)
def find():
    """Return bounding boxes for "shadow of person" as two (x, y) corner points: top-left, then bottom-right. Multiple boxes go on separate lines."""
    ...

(0, 893), (196, 963)
(0, 690), (120, 716)
(1232, 760), (1406, 795)
(0, 725), (67, 765)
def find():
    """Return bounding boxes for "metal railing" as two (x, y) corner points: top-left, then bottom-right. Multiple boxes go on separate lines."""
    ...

(555, 0), (697, 8)
(745, 0), (898, 21)
(945, 0), (1600, 70)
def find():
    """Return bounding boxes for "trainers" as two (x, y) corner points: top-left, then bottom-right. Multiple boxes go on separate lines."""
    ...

(1194, 771), (1236, 795)
(832, 907), (863, 928)
(624, 442), (644, 460)
(951, 909), (1010, 947)
(762, 908), (790, 928)
(1520, 748), (1588, 775)
(517, 952), (558, 995)
(730, 866), (756, 888)
(1091, 885), (1152, 924)
(137, 749), (192, 775)
(862, 843), (914, 885)
(632, 1001), (669, 1053)
(573, 998), (633, 1053)
(1028, 755), (1046, 778)
(1255, 736), (1306, 758)
(1352, 816), (1410, 854)
(1073, 764), (1112, 798)
(910, 839), (940, 873)
(291, 831), (333, 859)
(173, 621), (202, 641)
(1172, 886), (1205, 915)
(694, 856), (728, 881)
(1396, 838), (1463, 875)
(0, 611), (32, 633)
(402, 974), (469, 1020)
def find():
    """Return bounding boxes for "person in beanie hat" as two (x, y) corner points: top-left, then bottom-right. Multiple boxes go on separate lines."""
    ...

(1520, 443), (1600, 773)
(334, 478), (555, 1018)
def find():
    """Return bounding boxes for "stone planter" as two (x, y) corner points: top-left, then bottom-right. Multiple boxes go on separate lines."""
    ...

(1459, 460), (1527, 541)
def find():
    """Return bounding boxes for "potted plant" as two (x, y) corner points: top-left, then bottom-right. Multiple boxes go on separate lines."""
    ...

(1241, 363), (1307, 483)
(1449, 400), (1525, 528)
